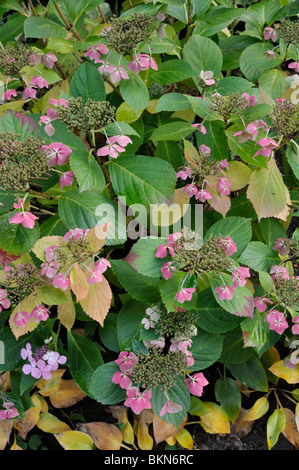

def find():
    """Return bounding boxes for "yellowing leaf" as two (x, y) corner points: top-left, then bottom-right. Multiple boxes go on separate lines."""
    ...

(32, 235), (64, 261)
(80, 275), (112, 326)
(175, 428), (193, 450)
(37, 413), (71, 433)
(118, 409), (135, 446)
(243, 397), (269, 421)
(151, 187), (190, 227)
(153, 414), (187, 444)
(0, 420), (13, 450)
(49, 379), (86, 408)
(231, 408), (255, 438)
(197, 402), (231, 434)
(14, 397), (42, 439)
(183, 139), (198, 168)
(267, 409), (286, 450)
(70, 263), (89, 301)
(247, 158), (291, 221)
(57, 300), (76, 331)
(269, 360), (299, 384)
(9, 293), (42, 339)
(165, 436), (177, 446)
(86, 224), (109, 253)
(206, 175), (231, 217)
(137, 418), (153, 450)
(56, 430), (94, 450)
(224, 161), (252, 191)
(282, 408), (299, 448)
(35, 369), (66, 396)
(78, 422), (123, 450)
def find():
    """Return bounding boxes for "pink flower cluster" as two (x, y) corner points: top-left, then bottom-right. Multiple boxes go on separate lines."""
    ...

(127, 54), (158, 74)
(176, 145), (230, 201)
(21, 343), (67, 380)
(0, 402), (19, 420)
(0, 289), (10, 313)
(30, 52), (58, 69)
(233, 117), (279, 158)
(9, 198), (38, 229)
(13, 303), (49, 328)
(185, 372), (209, 397)
(97, 135), (132, 159)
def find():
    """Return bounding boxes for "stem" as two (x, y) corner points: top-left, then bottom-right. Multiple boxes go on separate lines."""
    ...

(30, 205), (56, 216)
(120, 443), (133, 450)
(29, 189), (56, 201)
(103, 75), (123, 98)
(53, 2), (83, 41)
(281, 391), (298, 406)
(97, 6), (107, 23)
(28, 0), (38, 15)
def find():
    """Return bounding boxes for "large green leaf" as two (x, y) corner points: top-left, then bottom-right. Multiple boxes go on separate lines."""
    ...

(159, 271), (198, 312)
(150, 121), (194, 141)
(58, 188), (126, 245)
(258, 218), (286, 247)
(238, 241), (280, 272)
(193, 288), (242, 334)
(219, 327), (254, 364)
(228, 355), (268, 392)
(89, 362), (127, 405)
(125, 236), (168, 278)
(110, 260), (161, 304)
(117, 299), (147, 351)
(183, 35), (223, 78)
(151, 377), (190, 427)
(119, 72), (149, 113)
(214, 377), (241, 423)
(24, 16), (67, 39)
(0, 212), (39, 255)
(148, 60), (193, 84)
(240, 42), (281, 82)
(67, 331), (104, 395)
(69, 62), (106, 102)
(109, 155), (177, 206)
(195, 6), (245, 37)
(204, 216), (252, 258)
(69, 151), (106, 192)
(190, 329), (223, 370)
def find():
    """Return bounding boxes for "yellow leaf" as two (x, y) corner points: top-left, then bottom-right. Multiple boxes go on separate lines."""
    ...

(165, 436), (177, 446)
(49, 379), (86, 408)
(118, 409), (135, 446)
(37, 412), (71, 433)
(32, 236), (64, 261)
(56, 431), (94, 450)
(146, 99), (158, 113)
(269, 360), (299, 384)
(80, 275), (112, 326)
(70, 263), (90, 301)
(151, 187), (190, 227)
(0, 420), (13, 450)
(183, 139), (198, 168)
(57, 301), (76, 331)
(9, 293), (42, 339)
(10, 436), (23, 450)
(78, 422), (123, 450)
(197, 402), (231, 434)
(267, 409), (286, 450)
(243, 397), (269, 421)
(14, 397), (42, 439)
(137, 418), (153, 450)
(86, 224), (109, 253)
(35, 369), (66, 396)
(0, 100), (25, 116)
(224, 161), (252, 192)
(175, 428), (193, 450)
(172, 108), (195, 123)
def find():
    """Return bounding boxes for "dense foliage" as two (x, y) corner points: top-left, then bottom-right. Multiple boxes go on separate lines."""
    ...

(0, 0), (299, 451)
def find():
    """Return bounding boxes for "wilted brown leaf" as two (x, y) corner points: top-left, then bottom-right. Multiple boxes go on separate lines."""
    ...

(153, 414), (187, 444)
(49, 379), (86, 408)
(14, 395), (42, 439)
(231, 408), (255, 438)
(0, 420), (13, 450)
(78, 422), (123, 450)
(282, 408), (299, 448)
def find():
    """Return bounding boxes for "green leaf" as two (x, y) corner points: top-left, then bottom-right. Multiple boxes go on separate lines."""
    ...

(240, 42), (281, 82)
(0, 212), (39, 256)
(228, 355), (269, 392)
(219, 327), (255, 364)
(195, 6), (245, 37)
(259, 217), (286, 247)
(39, 286), (70, 305)
(0, 15), (25, 44)
(183, 34), (223, 78)
(150, 121), (194, 141)
(267, 409), (286, 450)
(125, 236), (168, 278)
(110, 259), (161, 304)
(67, 331), (104, 395)
(286, 141), (299, 182)
(192, 288), (242, 334)
(155, 141), (185, 170)
(40, 215), (68, 237)
(259, 271), (276, 293)
(258, 69), (286, 100)
(89, 362), (127, 405)
(69, 62), (106, 102)
(70, 151), (106, 192)
(190, 329), (223, 370)
(159, 271), (198, 312)
(151, 377), (190, 427)
(215, 76), (254, 96)
(195, 120), (229, 160)
(148, 60), (193, 84)
(109, 155), (177, 206)
(117, 299), (147, 351)
(119, 72), (149, 113)
(241, 310), (270, 353)
(209, 272), (254, 319)
(24, 16), (67, 39)
(238, 241), (280, 272)
(226, 125), (268, 169)
(214, 377), (241, 423)
(219, 35), (260, 72)
(58, 188), (126, 245)
(156, 93), (191, 112)
(204, 216), (252, 258)
(98, 313), (119, 353)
